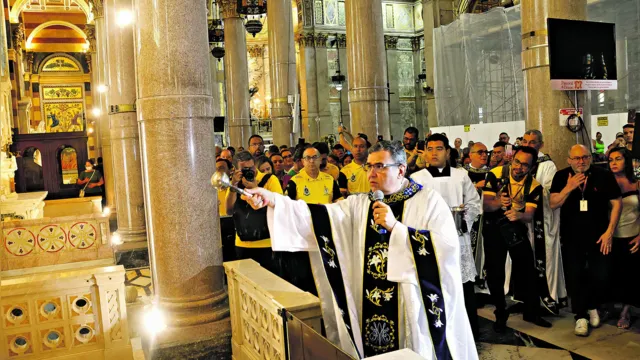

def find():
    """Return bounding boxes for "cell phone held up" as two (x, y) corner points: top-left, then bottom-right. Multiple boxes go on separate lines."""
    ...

(417, 140), (426, 151)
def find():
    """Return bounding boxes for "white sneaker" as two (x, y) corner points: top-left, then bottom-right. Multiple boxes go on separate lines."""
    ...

(575, 319), (589, 336)
(588, 309), (601, 328)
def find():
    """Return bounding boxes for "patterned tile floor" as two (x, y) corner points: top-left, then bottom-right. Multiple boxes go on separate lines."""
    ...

(125, 267), (153, 298)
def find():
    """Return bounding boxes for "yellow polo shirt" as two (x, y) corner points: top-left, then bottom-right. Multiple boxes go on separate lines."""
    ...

(339, 161), (371, 195)
(234, 170), (283, 248)
(322, 162), (341, 181)
(286, 169), (342, 205)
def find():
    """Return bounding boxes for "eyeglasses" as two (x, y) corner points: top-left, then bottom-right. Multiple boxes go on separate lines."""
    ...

(569, 155), (592, 162)
(303, 155), (320, 161)
(363, 163), (402, 173)
(512, 158), (531, 170)
(471, 150), (488, 155)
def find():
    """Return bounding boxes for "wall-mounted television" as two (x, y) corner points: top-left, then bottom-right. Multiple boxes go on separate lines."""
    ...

(548, 18), (617, 91)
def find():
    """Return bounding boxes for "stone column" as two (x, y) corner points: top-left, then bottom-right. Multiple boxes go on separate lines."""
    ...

(313, 33), (332, 137)
(345, 0), (390, 141)
(268, 0), (298, 146)
(220, 0), (252, 148)
(521, 0), (587, 161)
(135, 0), (229, 356)
(385, 36), (401, 141)
(423, 0), (439, 130)
(104, 0), (147, 248)
(92, 2), (117, 215)
(296, 31), (319, 141)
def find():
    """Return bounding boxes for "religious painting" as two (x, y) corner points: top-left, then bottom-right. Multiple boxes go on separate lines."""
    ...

(42, 86), (83, 100)
(43, 103), (84, 133)
(60, 146), (78, 185)
(41, 56), (81, 72)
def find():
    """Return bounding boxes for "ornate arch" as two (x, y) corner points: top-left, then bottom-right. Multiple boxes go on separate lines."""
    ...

(26, 21), (89, 51)
(38, 53), (84, 74)
(10, 0), (93, 24)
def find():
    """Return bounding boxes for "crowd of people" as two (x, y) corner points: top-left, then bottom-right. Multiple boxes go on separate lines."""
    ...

(213, 123), (639, 358)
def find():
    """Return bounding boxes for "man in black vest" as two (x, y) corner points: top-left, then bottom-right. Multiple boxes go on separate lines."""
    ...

(226, 151), (283, 273)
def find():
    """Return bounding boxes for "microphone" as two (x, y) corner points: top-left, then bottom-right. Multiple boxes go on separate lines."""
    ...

(372, 190), (387, 234)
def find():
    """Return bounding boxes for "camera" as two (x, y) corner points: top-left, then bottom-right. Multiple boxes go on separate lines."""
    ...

(241, 168), (256, 182)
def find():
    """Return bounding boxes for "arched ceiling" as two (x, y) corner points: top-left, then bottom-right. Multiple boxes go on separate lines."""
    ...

(10, 0), (92, 24)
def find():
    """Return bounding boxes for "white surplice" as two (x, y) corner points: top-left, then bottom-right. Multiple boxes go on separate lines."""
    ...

(411, 167), (481, 283)
(266, 189), (477, 359)
(503, 152), (567, 302)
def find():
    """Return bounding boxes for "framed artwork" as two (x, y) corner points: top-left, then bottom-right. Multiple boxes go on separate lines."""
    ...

(42, 86), (83, 100)
(43, 102), (84, 133)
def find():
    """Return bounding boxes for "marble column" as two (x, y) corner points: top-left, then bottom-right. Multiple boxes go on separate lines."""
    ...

(135, 0), (229, 354)
(345, 0), (390, 141)
(296, 31), (319, 141)
(422, 0), (439, 130)
(521, 0), (587, 161)
(385, 36), (401, 141)
(105, 0), (147, 248)
(221, 0), (252, 148)
(92, 2), (117, 215)
(313, 33), (332, 137)
(268, 0), (298, 146)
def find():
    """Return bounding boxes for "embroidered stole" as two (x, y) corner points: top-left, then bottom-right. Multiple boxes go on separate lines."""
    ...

(307, 181), (451, 359)
(465, 164), (489, 280)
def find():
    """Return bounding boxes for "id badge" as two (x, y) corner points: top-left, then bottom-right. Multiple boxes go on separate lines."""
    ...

(580, 200), (588, 212)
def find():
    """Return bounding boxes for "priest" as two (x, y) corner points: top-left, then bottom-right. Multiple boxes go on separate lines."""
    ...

(240, 141), (477, 359)
(411, 133), (482, 338)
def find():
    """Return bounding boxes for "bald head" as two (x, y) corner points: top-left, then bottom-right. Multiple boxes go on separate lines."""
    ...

(471, 142), (486, 153)
(469, 142), (488, 168)
(568, 144), (591, 173)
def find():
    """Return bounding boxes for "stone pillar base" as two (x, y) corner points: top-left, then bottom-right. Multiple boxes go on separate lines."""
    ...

(142, 317), (232, 360)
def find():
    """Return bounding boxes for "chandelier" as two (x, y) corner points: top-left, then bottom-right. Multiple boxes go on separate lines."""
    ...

(237, 0), (267, 37)
(208, 19), (225, 61)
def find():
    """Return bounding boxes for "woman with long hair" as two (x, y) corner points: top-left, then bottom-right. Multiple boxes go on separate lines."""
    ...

(607, 147), (640, 329)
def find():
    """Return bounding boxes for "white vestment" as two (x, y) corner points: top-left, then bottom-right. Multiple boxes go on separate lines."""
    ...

(504, 152), (567, 303)
(267, 188), (477, 359)
(411, 167), (481, 283)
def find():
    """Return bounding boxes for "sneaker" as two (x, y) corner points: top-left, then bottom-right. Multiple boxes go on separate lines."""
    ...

(575, 319), (589, 336)
(588, 309), (601, 328)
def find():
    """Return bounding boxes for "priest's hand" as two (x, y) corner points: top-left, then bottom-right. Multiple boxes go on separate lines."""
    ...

(372, 201), (398, 231)
(241, 188), (276, 210)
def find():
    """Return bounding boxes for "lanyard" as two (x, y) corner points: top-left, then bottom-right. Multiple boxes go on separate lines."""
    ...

(580, 176), (589, 200)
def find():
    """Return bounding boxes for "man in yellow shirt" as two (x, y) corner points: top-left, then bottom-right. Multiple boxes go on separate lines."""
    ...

(226, 151), (283, 273)
(286, 147), (342, 205)
(403, 126), (427, 174)
(283, 147), (342, 295)
(339, 136), (371, 196)
(313, 142), (344, 183)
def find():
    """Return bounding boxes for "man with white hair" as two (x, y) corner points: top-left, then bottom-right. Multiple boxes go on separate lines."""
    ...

(239, 141), (477, 359)
(550, 144), (621, 337)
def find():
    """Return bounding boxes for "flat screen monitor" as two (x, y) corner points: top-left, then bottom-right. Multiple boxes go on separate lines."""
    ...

(547, 18), (617, 91)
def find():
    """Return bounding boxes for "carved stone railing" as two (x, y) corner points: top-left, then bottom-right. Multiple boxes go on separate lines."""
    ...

(0, 265), (133, 359)
(1, 213), (112, 272)
(43, 196), (103, 218)
(224, 259), (322, 360)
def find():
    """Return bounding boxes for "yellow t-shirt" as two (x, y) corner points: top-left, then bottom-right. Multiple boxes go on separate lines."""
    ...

(234, 170), (283, 248)
(322, 162), (340, 181)
(405, 149), (427, 169)
(286, 169), (342, 205)
(340, 161), (371, 194)
(218, 188), (227, 217)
